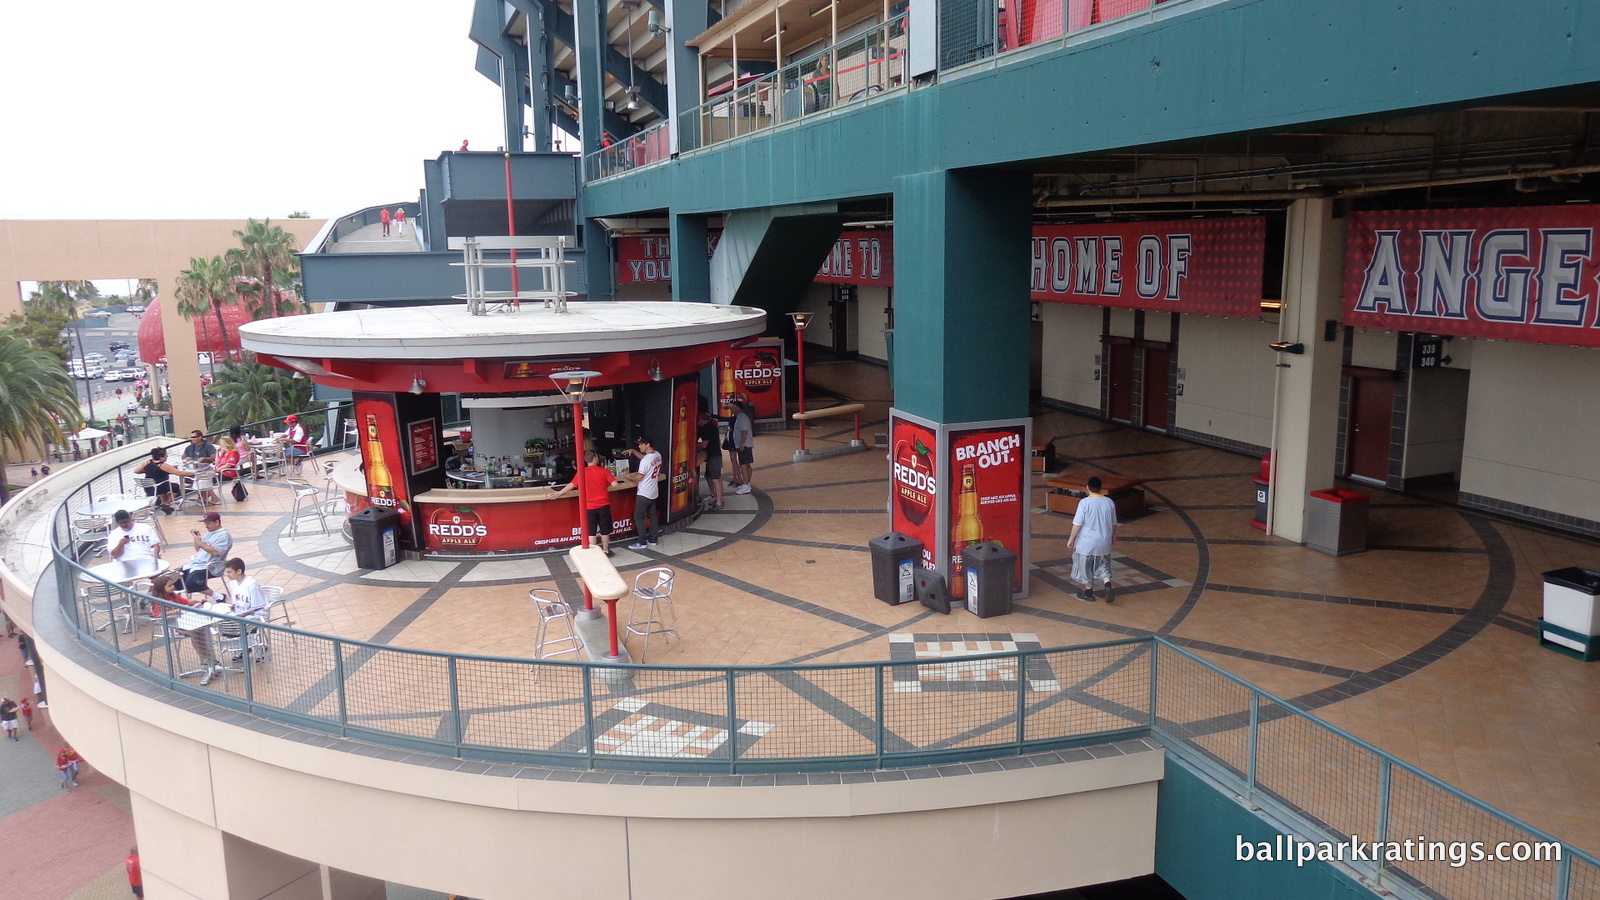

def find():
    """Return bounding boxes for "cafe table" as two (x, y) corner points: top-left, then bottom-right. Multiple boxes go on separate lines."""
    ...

(78, 557), (165, 634)
(76, 495), (153, 518)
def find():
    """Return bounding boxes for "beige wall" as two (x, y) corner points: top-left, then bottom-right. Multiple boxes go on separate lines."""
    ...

(1403, 366), (1471, 481)
(1461, 340), (1600, 522)
(1174, 315), (1279, 448)
(1349, 328), (1398, 370)
(1038, 302), (1102, 408)
(0, 219), (324, 435)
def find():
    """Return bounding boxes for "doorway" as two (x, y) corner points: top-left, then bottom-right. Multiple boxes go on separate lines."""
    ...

(1140, 342), (1172, 431)
(1344, 367), (1396, 485)
(1105, 339), (1135, 423)
(829, 287), (851, 355)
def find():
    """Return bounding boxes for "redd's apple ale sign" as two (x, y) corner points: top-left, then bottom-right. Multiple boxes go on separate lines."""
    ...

(428, 506), (487, 548)
(889, 413), (939, 567)
(717, 336), (786, 420)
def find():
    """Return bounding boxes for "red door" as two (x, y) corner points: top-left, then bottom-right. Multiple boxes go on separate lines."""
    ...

(1142, 345), (1171, 431)
(1107, 342), (1135, 423)
(1345, 369), (1395, 484)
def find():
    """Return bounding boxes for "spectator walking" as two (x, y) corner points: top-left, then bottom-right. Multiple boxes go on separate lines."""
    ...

(625, 436), (663, 549)
(1067, 476), (1118, 603)
(0, 697), (17, 740)
(55, 744), (81, 788)
(380, 207), (391, 236)
(127, 847), (143, 898)
(19, 697), (33, 731)
(696, 406), (724, 510)
(394, 207), (407, 235)
(731, 401), (756, 494)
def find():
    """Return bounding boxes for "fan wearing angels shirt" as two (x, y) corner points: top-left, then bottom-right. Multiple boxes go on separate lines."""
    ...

(624, 435), (663, 549)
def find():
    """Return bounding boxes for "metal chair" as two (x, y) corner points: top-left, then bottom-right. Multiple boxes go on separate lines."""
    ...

(342, 419), (359, 449)
(131, 505), (168, 545)
(80, 580), (133, 634)
(253, 444), (286, 480)
(260, 585), (293, 653)
(178, 467), (217, 511)
(285, 478), (328, 537)
(72, 516), (110, 561)
(624, 566), (677, 662)
(530, 589), (582, 665)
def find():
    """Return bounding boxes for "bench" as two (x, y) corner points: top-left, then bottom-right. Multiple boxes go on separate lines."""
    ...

(1031, 437), (1056, 473)
(567, 546), (628, 602)
(1045, 471), (1146, 518)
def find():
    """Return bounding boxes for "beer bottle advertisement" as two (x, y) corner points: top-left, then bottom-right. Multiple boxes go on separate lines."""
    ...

(945, 424), (1029, 594)
(888, 412), (939, 569)
(669, 380), (699, 516)
(354, 395), (414, 534)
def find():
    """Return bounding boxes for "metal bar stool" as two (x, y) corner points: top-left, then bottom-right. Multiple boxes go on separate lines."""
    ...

(624, 566), (677, 662)
(285, 478), (329, 537)
(530, 590), (582, 673)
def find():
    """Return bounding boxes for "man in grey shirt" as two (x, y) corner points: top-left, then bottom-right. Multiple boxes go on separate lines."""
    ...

(180, 511), (233, 597)
(1067, 476), (1118, 603)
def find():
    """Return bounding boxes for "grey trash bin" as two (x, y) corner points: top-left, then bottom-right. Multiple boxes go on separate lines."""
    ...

(869, 532), (925, 605)
(1305, 489), (1369, 556)
(1540, 567), (1600, 661)
(962, 542), (1017, 618)
(350, 506), (401, 570)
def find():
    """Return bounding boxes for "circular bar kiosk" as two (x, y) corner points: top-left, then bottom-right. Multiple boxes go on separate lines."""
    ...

(239, 302), (766, 557)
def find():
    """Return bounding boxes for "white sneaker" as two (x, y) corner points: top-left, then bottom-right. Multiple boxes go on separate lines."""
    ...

(735, 484), (752, 494)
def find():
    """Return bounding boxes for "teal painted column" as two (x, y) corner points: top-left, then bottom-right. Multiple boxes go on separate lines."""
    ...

(573, 0), (605, 153)
(582, 218), (614, 300)
(499, 34), (528, 152)
(671, 212), (710, 303)
(891, 169), (1032, 422)
(664, 0), (711, 153)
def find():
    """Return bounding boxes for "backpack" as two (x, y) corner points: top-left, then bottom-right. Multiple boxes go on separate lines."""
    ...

(231, 480), (249, 502)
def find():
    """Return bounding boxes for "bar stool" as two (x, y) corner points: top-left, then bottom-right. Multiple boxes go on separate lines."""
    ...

(285, 478), (328, 537)
(624, 566), (677, 662)
(530, 590), (582, 673)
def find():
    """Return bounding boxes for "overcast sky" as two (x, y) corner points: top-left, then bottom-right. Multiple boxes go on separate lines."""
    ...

(0, 1), (523, 220)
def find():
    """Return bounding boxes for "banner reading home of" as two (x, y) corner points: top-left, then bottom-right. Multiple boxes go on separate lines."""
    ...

(1344, 205), (1600, 348)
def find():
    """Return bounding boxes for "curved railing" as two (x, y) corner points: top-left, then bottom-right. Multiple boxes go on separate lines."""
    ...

(43, 450), (1600, 897)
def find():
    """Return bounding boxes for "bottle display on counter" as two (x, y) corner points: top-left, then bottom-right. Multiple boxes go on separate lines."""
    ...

(671, 396), (694, 511)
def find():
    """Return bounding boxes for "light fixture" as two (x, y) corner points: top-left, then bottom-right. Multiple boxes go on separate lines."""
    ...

(789, 311), (815, 331)
(624, 86), (640, 111)
(647, 359), (664, 381)
(647, 8), (668, 35)
(409, 374), (428, 394)
(549, 369), (604, 402)
(1268, 341), (1305, 355)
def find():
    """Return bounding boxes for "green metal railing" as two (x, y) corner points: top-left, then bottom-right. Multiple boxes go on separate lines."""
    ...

(45, 447), (1600, 898)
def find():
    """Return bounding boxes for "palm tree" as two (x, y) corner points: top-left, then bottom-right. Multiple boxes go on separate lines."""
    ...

(226, 219), (305, 319)
(174, 256), (239, 374)
(0, 325), (81, 503)
(206, 356), (312, 429)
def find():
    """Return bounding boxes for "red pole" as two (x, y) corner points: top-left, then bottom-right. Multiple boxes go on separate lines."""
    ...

(572, 397), (597, 619)
(796, 327), (807, 452)
(504, 153), (520, 309)
(853, 410), (861, 443)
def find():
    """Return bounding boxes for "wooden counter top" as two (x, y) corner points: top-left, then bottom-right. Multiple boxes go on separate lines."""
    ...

(416, 479), (640, 506)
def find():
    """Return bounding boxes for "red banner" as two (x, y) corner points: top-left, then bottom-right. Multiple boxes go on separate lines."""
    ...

(615, 235), (676, 284)
(354, 394), (415, 540)
(715, 337), (785, 421)
(1030, 218), (1265, 316)
(1344, 206), (1600, 348)
(668, 380), (699, 516)
(419, 492), (636, 553)
(815, 230), (894, 287)
(889, 413), (940, 571)
(945, 424), (1028, 599)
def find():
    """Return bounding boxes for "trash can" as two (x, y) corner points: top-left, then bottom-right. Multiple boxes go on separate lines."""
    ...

(869, 531), (925, 605)
(1540, 567), (1600, 661)
(1250, 452), (1272, 531)
(962, 541), (1017, 618)
(1305, 489), (1370, 556)
(350, 506), (401, 570)
(915, 569), (949, 614)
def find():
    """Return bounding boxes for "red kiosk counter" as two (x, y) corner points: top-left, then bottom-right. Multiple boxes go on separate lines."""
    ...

(243, 302), (767, 557)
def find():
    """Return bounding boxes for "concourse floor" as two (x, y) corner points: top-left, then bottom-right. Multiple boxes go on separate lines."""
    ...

(137, 357), (1600, 857)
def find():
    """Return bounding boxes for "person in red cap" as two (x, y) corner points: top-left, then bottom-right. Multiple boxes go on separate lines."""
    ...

(280, 414), (310, 474)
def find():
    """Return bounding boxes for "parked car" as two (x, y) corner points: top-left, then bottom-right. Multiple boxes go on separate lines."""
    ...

(84, 352), (105, 364)
(113, 368), (140, 381)
(108, 341), (129, 351)
(74, 366), (105, 379)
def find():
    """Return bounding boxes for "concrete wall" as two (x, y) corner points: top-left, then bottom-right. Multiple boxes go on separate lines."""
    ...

(0, 219), (324, 435)
(1461, 340), (1600, 523)
(1174, 316), (1278, 450)
(1038, 302), (1103, 410)
(1349, 329), (1398, 371)
(1402, 366), (1470, 482)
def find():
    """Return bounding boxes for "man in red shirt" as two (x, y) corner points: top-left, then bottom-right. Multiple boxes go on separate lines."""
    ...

(379, 207), (391, 236)
(548, 450), (617, 556)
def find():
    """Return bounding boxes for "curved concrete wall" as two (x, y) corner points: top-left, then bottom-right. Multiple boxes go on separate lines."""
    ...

(3, 461), (1162, 900)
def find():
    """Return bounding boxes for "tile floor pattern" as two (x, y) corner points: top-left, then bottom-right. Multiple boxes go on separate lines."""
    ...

(52, 357), (1600, 877)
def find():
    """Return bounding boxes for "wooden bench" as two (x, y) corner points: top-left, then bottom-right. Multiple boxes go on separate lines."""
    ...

(1045, 471), (1146, 517)
(1031, 437), (1057, 473)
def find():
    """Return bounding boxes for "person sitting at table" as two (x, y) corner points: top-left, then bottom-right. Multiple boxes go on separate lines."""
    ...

(215, 436), (242, 480)
(548, 450), (618, 556)
(182, 429), (216, 465)
(280, 415), (310, 472)
(179, 512), (232, 598)
(132, 447), (183, 513)
(109, 509), (160, 563)
(211, 559), (270, 666)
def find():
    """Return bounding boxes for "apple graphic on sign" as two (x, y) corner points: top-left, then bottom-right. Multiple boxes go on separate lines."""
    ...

(892, 436), (935, 525)
(735, 351), (781, 393)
